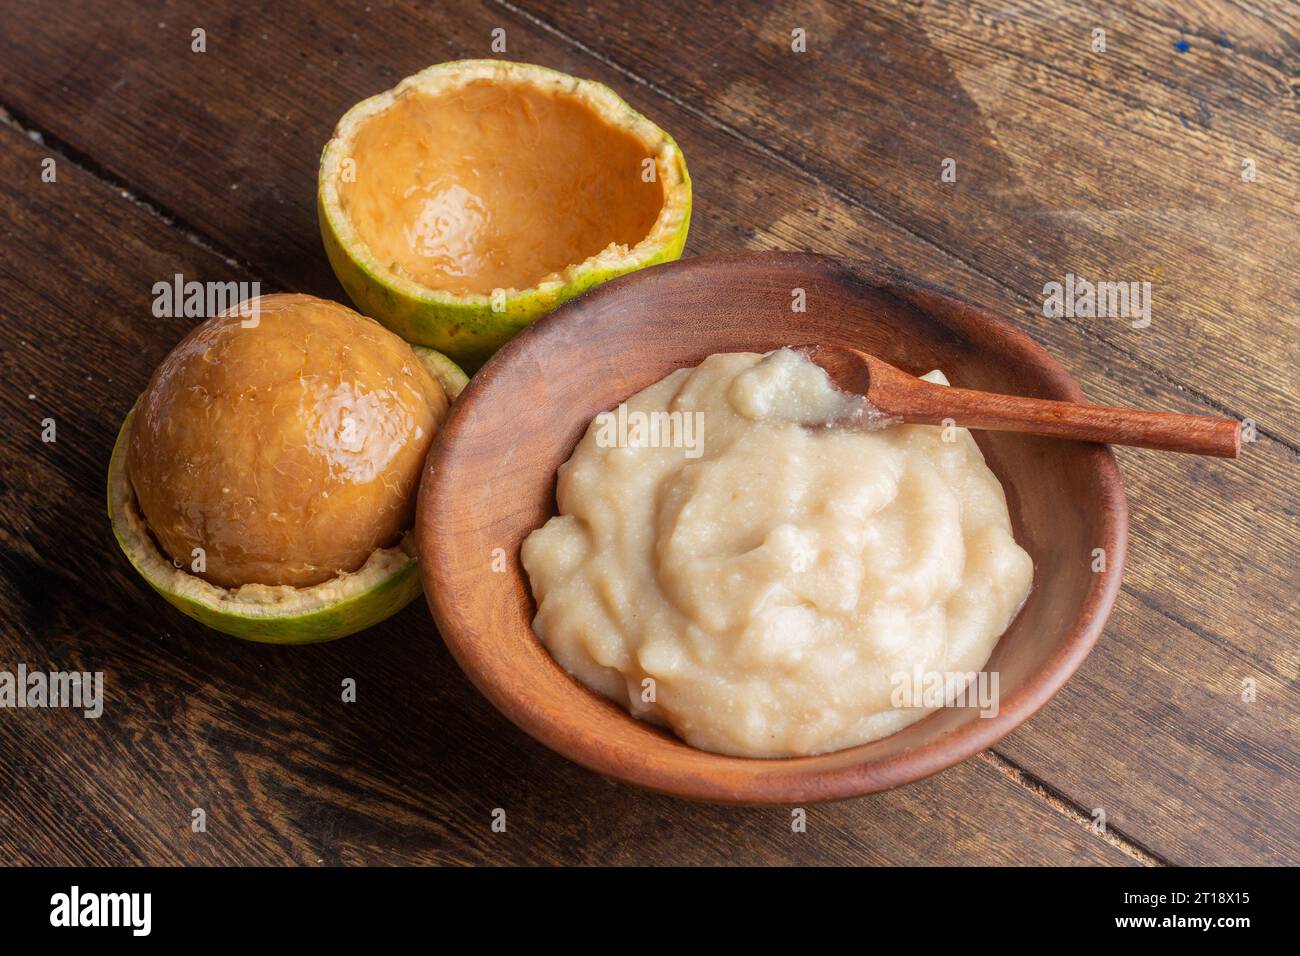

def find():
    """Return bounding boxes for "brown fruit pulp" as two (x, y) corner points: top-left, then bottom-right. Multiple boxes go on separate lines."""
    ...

(128, 294), (448, 589)
(338, 80), (666, 295)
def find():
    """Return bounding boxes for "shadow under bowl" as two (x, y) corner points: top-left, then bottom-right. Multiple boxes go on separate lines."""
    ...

(417, 251), (1127, 804)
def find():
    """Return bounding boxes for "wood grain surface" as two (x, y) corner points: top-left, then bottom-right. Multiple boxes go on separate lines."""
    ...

(0, 0), (1295, 865)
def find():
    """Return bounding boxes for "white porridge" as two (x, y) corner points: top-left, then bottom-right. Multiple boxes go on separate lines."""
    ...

(521, 348), (1033, 758)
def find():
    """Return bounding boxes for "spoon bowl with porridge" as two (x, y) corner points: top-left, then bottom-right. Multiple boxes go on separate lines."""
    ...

(417, 252), (1128, 802)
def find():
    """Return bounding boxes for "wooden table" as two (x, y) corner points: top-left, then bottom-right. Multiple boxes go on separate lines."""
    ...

(0, 0), (1294, 866)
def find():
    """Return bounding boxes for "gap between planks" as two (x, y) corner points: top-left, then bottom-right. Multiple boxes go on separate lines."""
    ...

(0, 104), (259, 283)
(491, 0), (1297, 455)
(976, 751), (1167, 865)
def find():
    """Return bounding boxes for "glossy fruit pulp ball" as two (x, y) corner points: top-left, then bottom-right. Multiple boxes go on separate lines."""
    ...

(128, 294), (448, 588)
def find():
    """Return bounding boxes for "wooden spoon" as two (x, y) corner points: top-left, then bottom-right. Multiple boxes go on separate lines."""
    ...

(801, 344), (1241, 457)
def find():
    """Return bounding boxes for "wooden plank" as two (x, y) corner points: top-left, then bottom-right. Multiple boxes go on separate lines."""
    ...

(0, 0), (1292, 863)
(0, 122), (1132, 866)
(514, 0), (1300, 444)
(997, 598), (1299, 866)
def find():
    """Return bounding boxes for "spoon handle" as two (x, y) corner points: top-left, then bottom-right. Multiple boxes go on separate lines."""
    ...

(880, 379), (1242, 457)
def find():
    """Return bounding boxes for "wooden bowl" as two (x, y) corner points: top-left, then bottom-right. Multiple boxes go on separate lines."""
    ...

(417, 252), (1127, 804)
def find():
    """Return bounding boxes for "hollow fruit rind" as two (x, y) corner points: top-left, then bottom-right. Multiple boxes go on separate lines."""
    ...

(106, 348), (467, 644)
(318, 59), (692, 368)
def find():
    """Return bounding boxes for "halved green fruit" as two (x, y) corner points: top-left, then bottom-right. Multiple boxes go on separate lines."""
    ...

(107, 347), (467, 645)
(318, 59), (692, 368)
